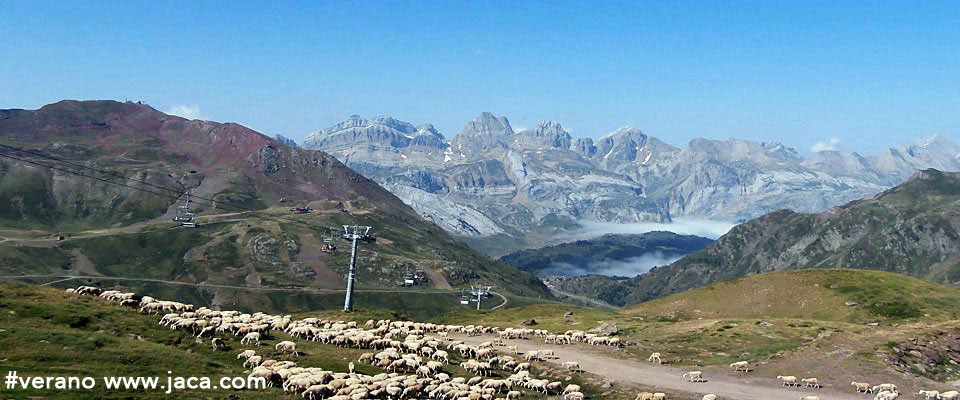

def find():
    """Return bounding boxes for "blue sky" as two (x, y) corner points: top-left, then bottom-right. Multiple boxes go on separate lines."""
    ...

(2, 1), (958, 154)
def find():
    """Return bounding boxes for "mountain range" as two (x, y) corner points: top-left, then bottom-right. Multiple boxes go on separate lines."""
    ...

(301, 113), (960, 249)
(551, 169), (960, 306)
(0, 100), (551, 313)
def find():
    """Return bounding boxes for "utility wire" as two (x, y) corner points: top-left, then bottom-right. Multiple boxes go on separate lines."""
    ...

(1, 143), (273, 215)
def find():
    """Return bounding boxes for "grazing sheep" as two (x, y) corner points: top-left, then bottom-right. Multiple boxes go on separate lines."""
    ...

(918, 390), (940, 400)
(801, 378), (821, 388)
(701, 395), (717, 400)
(564, 392), (585, 400)
(652, 393), (666, 400)
(240, 332), (261, 346)
(940, 391), (960, 400)
(874, 391), (899, 400)
(852, 381), (872, 393)
(237, 350), (256, 360)
(563, 384), (581, 395)
(506, 390), (522, 399)
(682, 371), (704, 382)
(635, 392), (653, 400)
(648, 352), (663, 364)
(777, 375), (798, 387)
(561, 361), (581, 372)
(729, 361), (749, 372)
(243, 355), (262, 368)
(275, 340), (298, 355)
(873, 383), (898, 393)
(211, 337), (224, 350)
(348, 362), (354, 374)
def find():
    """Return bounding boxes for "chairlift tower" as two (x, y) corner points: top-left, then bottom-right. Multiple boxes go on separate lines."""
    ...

(341, 225), (373, 312)
(468, 285), (492, 311)
(174, 192), (196, 228)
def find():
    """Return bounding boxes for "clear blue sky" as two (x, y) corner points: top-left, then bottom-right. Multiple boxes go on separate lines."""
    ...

(2, 1), (958, 154)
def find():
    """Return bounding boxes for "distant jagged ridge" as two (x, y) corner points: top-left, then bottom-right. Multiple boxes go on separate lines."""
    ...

(302, 112), (960, 239)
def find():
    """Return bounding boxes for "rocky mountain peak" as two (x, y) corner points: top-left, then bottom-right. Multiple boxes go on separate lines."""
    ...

(274, 134), (299, 148)
(416, 124), (444, 139)
(601, 126), (643, 140)
(459, 112), (514, 138)
(324, 114), (367, 133)
(527, 120), (572, 149)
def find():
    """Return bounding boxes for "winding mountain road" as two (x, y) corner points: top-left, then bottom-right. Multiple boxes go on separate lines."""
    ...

(456, 335), (865, 400)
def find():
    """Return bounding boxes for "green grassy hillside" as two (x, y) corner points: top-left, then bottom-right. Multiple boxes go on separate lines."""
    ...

(624, 269), (960, 323)
(0, 282), (601, 399)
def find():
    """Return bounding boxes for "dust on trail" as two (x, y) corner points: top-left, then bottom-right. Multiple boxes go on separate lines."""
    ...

(425, 267), (452, 290)
(296, 233), (344, 289)
(69, 248), (101, 276)
(454, 335), (865, 400)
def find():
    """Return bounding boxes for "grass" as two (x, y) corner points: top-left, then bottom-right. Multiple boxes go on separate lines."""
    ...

(0, 282), (582, 399)
(623, 269), (960, 324)
(0, 243), (71, 275)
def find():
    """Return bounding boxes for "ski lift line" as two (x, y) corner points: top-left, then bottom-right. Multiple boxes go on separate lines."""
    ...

(0, 145), (329, 230)
(0, 145), (292, 217)
(0, 150), (331, 234)
(0, 274), (506, 298)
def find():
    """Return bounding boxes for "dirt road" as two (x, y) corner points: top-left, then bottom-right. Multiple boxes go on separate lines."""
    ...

(457, 335), (864, 400)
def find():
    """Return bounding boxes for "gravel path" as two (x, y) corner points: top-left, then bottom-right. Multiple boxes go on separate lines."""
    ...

(456, 335), (865, 400)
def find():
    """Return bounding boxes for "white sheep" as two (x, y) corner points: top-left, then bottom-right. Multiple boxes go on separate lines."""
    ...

(801, 378), (821, 388)
(237, 349), (256, 359)
(701, 395), (717, 400)
(874, 391), (899, 400)
(918, 390), (940, 400)
(243, 355), (262, 368)
(564, 392), (585, 400)
(777, 375), (798, 387)
(563, 384), (581, 395)
(240, 332), (261, 346)
(652, 394), (666, 400)
(873, 383), (898, 393)
(729, 361), (748, 372)
(940, 391), (960, 400)
(852, 381), (873, 393)
(683, 371), (704, 382)
(799, 396), (820, 400)
(561, 361), (581, 372)
(275, 340), (298, 355)
(648, 352), (663, 364)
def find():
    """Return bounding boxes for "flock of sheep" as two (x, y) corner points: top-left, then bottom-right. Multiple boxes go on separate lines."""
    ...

(68, 285), (956, 400)
(654, 355), (949, 400)
(70, 285), (599, 400)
